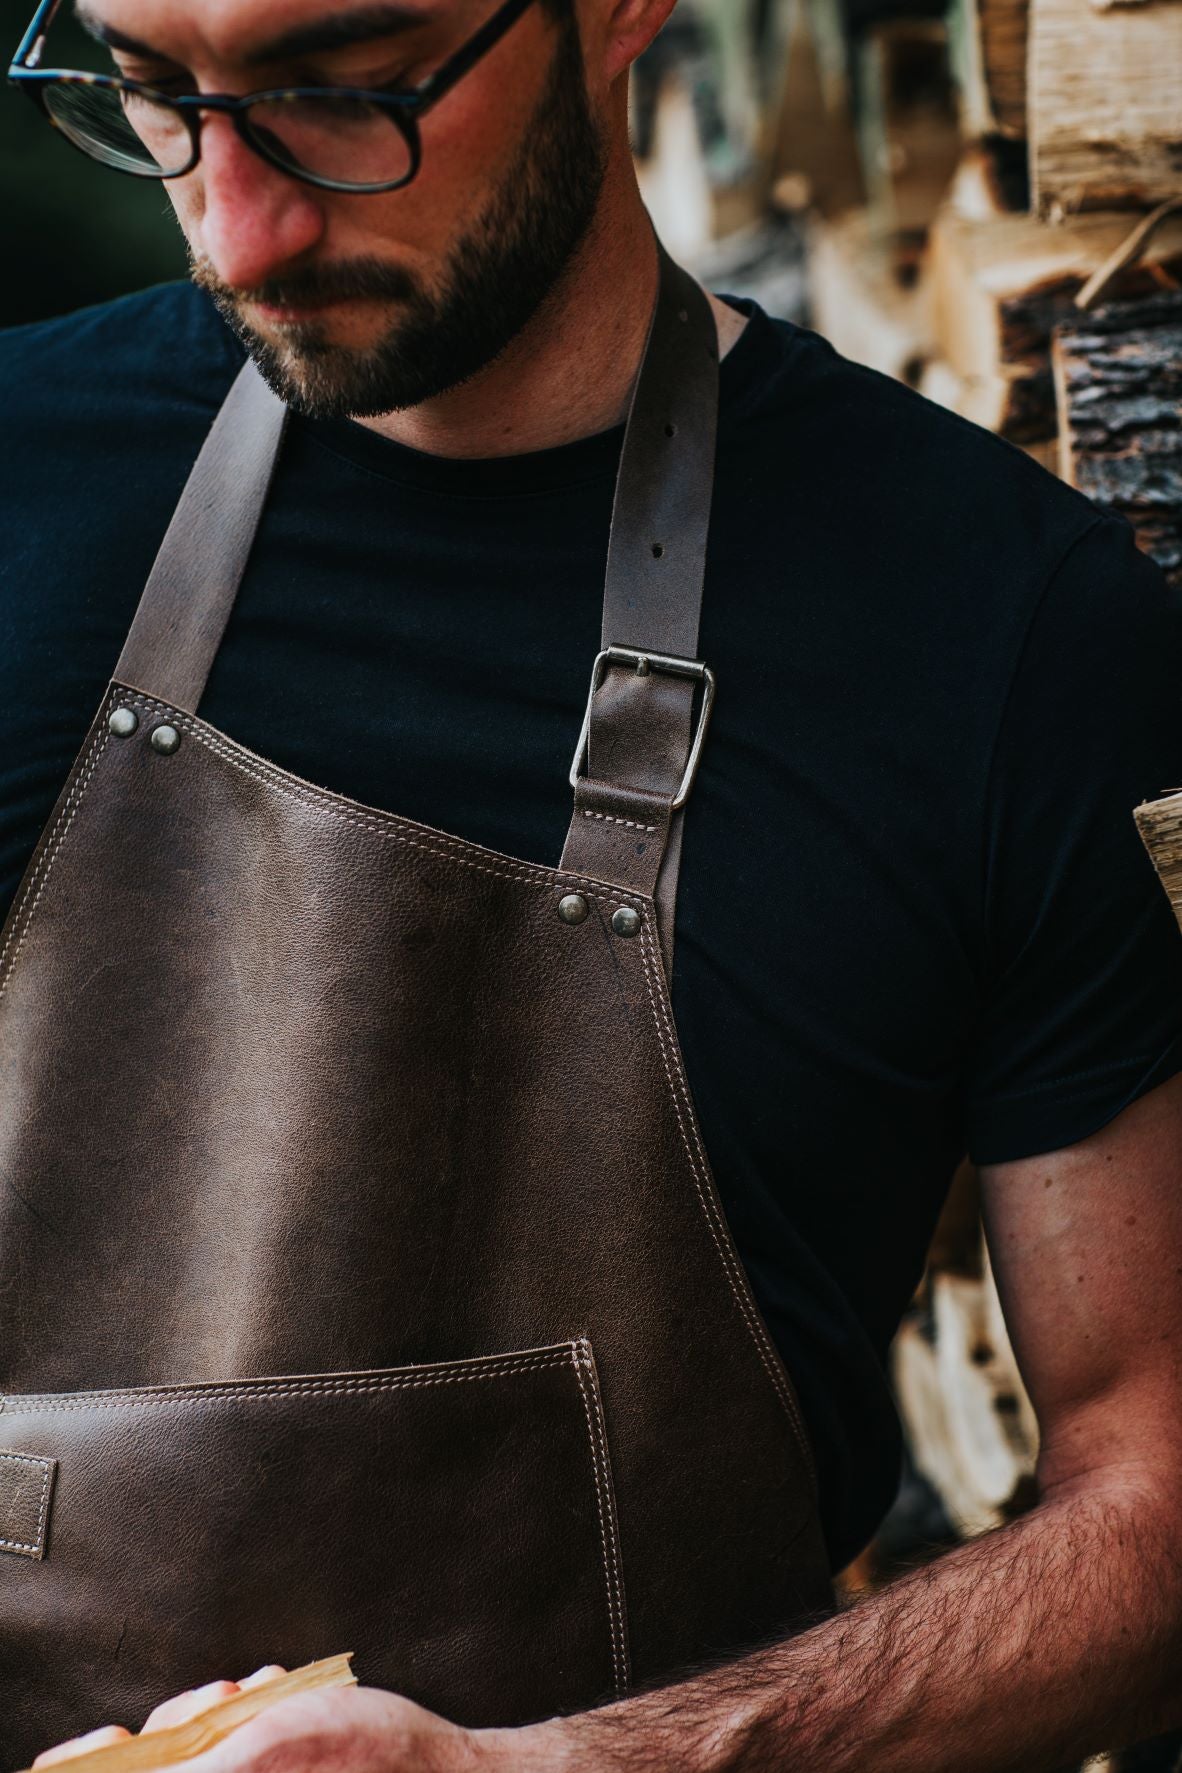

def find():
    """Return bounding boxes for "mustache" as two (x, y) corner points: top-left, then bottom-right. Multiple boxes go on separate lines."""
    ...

(190, 254), (422, 308)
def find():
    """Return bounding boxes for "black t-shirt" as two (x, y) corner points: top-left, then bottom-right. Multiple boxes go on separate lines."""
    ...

(5, 282), (1182, 1574)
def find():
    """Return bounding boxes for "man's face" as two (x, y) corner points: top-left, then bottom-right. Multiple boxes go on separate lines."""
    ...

(81, 0), (610, 416)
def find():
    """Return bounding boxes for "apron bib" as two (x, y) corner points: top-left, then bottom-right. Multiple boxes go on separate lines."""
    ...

(0, 237), (833, 1766)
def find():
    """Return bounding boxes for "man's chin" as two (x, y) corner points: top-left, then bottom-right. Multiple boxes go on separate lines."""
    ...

(206, 299), (386, 418)
(242, 344), (378, 421)
(237, 331), (437, 422)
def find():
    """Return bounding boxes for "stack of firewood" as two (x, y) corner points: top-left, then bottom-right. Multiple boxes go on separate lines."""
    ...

(922, 0), (1181, 579)
(766, 0), (1182, 587)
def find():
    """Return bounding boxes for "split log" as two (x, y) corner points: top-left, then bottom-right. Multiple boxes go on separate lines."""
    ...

(1134, 789), (1182, 937)
(854, 19), (963, 233)
(1028, 0), (1182, 218)
(806, 206), (935, 383)
(925, 204), (1182, 441)
(943, 138), (1030, 222)
(1052, 291), (1182, 588)
(891, 1241), (1039, 1539)
(945, 0), (1029, 141)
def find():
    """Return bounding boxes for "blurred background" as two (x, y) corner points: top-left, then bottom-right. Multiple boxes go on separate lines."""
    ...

(1, 0), (188, 321)
(3, 0), (1178, 586)
(3, 2), (1181, 1765)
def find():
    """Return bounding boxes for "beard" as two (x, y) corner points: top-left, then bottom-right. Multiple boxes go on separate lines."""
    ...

(189, 11), (608, 419)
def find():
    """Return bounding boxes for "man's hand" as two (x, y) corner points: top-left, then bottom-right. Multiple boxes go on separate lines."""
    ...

(32, 1668), (287, 1767)
(124, 1687), (481, 1773)
(36, 1683), (551, 1773)
(30, 1670), (559, 1773)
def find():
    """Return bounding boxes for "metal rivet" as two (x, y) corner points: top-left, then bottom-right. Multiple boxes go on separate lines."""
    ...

(108, 706), (138, 738)
(149, 723), (181, 756)
(611, 906), (641, 938)
(558, 893), (589, 926)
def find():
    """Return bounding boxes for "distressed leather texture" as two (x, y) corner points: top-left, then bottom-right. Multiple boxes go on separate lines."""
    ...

(0, 233), (832, 1768)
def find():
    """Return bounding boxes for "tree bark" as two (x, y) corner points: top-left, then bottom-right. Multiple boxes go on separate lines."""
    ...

(1052, 290), (1182, 588)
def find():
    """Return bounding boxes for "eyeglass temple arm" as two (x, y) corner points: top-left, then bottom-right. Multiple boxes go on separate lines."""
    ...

(12, 0), (61, 69)
(410, 0), (539, 114)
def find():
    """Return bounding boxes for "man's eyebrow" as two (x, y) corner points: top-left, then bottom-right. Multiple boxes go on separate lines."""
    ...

(75, 3), (156, 57)
(240, 5), (431, 64)
(73, 3), (430, 65)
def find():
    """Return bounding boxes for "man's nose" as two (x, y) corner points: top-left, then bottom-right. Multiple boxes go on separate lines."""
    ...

(193, 112), (326, 290)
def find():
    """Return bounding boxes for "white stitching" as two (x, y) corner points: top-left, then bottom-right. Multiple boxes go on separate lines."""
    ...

(0, 1452), (52, 1554)
(3, 1354), (578, 1412)
(0, 720), (111, 1003)
(581, 812), (657, 833)
(569, 1345), (621, 1694)
(569, 1341), (629, 1698)
(4, 1351), (633, 1683)
(636, 924), (811, 1459)
(117, 693), (648, 908)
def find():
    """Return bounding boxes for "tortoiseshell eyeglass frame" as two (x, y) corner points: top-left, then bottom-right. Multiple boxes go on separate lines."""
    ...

(6, 0), (541, 192)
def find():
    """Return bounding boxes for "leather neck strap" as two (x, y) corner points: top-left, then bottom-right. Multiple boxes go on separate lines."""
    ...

(114, 229), (719, 974)
(114, 362), (289, 709)
(559, 234), (718, 972)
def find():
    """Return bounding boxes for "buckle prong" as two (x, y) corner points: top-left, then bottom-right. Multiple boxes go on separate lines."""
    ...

(568, 644), (716, 810)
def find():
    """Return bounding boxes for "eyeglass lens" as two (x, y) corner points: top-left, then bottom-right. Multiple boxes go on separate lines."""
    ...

(44, 80), (192, 176)
(42, 82), (416, 188)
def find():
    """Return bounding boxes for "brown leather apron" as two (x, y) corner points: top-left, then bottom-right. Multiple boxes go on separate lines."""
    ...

(0, 238), (833, 1767)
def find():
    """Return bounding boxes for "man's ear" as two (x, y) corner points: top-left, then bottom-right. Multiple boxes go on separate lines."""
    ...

(596, 0), (679, 84)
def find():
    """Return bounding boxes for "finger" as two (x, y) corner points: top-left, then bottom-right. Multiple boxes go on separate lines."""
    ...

(141, 1680), (241, 1733)
(236, 1665), (287, 1690)
(32, 1726), (133, 1766)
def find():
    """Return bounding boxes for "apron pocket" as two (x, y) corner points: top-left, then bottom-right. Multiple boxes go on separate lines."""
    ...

(0, 1336), (627, 1762)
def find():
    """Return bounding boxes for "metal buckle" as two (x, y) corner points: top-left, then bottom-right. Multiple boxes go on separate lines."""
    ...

(568, 645), (717, 811)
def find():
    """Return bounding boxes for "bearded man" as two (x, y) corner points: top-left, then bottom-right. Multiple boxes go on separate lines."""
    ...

(2, 0), (1182, 1770)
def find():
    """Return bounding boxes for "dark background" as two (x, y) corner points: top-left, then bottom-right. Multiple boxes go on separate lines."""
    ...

(1, 0), (188, 327)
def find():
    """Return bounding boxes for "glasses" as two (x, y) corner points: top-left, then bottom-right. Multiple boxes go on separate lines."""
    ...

(7, 0), (540, 193)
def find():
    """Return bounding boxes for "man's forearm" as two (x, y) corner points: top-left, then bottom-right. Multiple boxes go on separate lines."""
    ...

(518, 1473), (1182, 1773)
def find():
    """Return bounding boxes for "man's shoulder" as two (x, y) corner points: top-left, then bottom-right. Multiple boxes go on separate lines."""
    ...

(0, 280), (244, 439)
(0, 283), (247, 655)
(744, 306), (1104, 590)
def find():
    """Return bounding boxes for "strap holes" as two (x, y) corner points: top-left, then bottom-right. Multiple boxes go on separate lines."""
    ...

(664, 423), (676, 438)
(651, 542), (664, 558)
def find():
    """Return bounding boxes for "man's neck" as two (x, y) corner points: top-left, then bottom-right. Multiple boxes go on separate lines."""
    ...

(352, 186), (748, 460)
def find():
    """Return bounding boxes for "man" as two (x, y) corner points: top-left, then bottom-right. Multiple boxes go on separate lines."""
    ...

(2, 0), (1182, 1765)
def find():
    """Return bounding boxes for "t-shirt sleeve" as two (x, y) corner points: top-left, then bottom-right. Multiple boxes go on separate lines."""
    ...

(964, 513), (1182, 1167)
